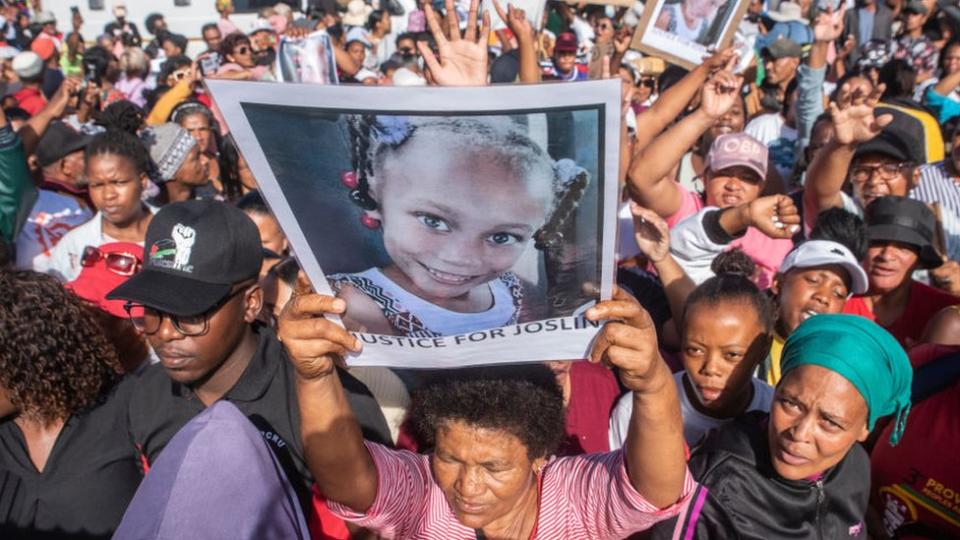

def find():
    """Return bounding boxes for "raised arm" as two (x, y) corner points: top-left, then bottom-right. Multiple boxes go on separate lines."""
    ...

(278, 280), (377, 512)
(717, 194), (801, 238)
(418, 0), (490, 86)
(493, 0), (539, 83)
(797, 7), (843, 149)
(633, 48), (737, 151)
(803, 82), (891, 226)
(586, 288), (686, 508)
(630, 204), (694, 348)
(626, 65), (742, 218)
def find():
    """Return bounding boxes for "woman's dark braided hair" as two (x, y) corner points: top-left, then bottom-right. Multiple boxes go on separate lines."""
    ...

(0, 270), (122, 423)
(86, 103), (150, 176)
(682, 248), (775, 333)
(344, 115), (589, 250)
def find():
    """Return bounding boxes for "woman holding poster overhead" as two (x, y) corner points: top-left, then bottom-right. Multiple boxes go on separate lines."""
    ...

(279, 284), (692, 539)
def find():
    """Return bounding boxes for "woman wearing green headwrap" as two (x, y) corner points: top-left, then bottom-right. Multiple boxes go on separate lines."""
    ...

(652, 314), (913, 539)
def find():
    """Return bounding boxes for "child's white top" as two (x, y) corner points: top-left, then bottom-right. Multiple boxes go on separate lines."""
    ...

(329, 268), (523, 337)
(608, 371), (774, 450)
(663, 3), (705, 41)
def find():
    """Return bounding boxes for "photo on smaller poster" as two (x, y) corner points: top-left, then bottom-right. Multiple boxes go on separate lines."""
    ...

(206, 80), (621, 368)
(630, 0), (750, 69)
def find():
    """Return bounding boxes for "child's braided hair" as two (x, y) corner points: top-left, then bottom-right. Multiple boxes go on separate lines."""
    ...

(344, 114), (590, 249)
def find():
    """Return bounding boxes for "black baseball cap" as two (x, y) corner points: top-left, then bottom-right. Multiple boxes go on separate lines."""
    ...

(855, 108), (926, 165)
(903, 0), (928, 14)
(865, 196), (943, 269)
(108, 200), (263, 316)
(36, 121), (93, 168)
(762, 37), (802, 59)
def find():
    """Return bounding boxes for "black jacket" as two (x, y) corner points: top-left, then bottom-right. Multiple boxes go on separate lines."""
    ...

(127, 326), (392, 517)
(651, 412), (869, 539)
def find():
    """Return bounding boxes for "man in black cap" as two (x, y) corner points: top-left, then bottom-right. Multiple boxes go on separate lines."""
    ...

(804, 99), (927, 226)
(16, 120), (94, 272)
(843, 196), (957, 347)
(108, 199), (391, 521)
(746, 37), (801, 116)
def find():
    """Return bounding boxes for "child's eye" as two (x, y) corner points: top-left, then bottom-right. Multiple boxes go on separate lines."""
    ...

(487, 232), (522, 246)
(417, 214), (450, 232)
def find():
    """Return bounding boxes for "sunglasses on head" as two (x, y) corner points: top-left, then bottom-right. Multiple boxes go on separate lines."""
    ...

(81, 246), (141, 276)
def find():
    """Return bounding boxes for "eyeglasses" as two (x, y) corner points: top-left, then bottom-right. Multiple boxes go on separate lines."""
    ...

(638, 78), (656, 88)
(850, 163), (910, 182)
(234, 45), (251, 55)
(124, 283), (252, 336)
(81, 246), (140, 276)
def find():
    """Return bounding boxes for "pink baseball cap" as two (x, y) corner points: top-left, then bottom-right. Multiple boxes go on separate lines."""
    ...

(704, 132), (768, 180)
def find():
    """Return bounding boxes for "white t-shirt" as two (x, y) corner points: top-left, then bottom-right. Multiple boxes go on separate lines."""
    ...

(16, 190), (93, 273)
(608, 371), (774, 450)
(47, 207), (154, 282)
(662, 3), (704, 42)
(745, 113), (799, 182)
(329, 267), (522, 336)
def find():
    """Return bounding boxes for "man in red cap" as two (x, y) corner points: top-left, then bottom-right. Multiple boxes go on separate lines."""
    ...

(542, 31), (587, 82)
(30, 36), (64, 99)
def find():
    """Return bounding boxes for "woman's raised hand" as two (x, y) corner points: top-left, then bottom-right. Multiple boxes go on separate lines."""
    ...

(492, 0), (533, 43)
(699, 54), (742, 120)
(631, 203), (671, 264)
(277, 274), (361, 380)
(586, 287), (665, 393)
(419, 0), (490, 86)
(829, 82), (893, 146)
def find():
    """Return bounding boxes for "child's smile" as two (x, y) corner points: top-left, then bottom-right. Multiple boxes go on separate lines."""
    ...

(375, 143), (554, 310)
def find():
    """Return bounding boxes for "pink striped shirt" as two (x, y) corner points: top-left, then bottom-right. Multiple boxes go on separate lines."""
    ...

(328, 442), (695, 539)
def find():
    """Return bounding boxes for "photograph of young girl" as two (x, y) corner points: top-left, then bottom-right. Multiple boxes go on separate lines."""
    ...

(634, 0), (747, 68)
(211, 81), (620, 367)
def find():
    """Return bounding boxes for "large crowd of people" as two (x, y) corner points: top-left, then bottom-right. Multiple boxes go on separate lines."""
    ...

(0, 0), (958, 538)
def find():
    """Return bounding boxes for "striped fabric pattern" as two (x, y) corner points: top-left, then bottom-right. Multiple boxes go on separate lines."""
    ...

(328, 442), (695, 539)
(913, 161), (960, 261)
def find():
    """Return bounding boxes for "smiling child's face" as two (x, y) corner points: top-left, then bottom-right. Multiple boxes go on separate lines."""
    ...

(374, 138), (553, 303)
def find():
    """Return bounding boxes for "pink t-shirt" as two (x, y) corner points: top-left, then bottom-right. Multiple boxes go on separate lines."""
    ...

(328, 442), (694, 539)
(666, 186), (794, 289)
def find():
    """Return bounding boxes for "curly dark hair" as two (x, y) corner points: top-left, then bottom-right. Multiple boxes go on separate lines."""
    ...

(411, 364), (565, 459)
(0, 270), (122, 422)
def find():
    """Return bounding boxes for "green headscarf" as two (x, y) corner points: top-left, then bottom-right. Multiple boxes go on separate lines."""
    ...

(780, 314), (912, 446)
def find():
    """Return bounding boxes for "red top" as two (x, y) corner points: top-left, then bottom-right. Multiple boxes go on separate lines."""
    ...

(842, 281), (959, 347)
(328, 441), (694, 539)
(12, 87), (46, 116)
(557, 361), (621, 456)
(870, 344), (960, 539)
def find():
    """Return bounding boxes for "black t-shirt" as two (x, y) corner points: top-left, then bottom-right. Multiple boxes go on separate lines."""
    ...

(126, 326), (392, 515)
(0, 383), (141, 540)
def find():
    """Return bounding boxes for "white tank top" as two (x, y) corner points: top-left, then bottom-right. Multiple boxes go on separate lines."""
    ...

(329, 268), (523, 337)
